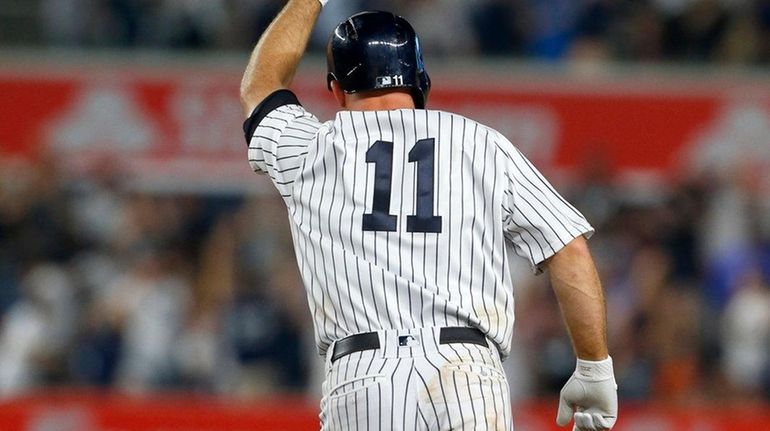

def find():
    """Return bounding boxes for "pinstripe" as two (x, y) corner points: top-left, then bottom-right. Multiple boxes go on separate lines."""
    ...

(365, 385), (371, 431)
(402, 359), (415, 431)
(433, 111), (445, 327)
(331, 374), (342, 430)
(480, 370), (491, 431)
(361, 351), (375, 431)
(417, 405), (430, 429)
(377, 382), (383, 431)
(276, 151), (308, 162)
(414, 366), (446, 430)
(353, 387), (360, 429)
(422, 110), (436, 328)
(285, 124), (316, 133)
(456, 118), (468, 315)
(388, 358), (405, 430)
(359, 111), (372, 265)
(342, 390), (351, 430)
(465, 372), (479, 428)
(259, 124), (283, 133)
(413, 401), (422, 431)
(255, 134), (279, 144)
(478, 129), (493, 334)
(367, 262), (380, 326)
(492, 362), (512, 431)
(361, 112), (375, 266)
(451, 368), (466, 427)
(489, 369), (503, 430)
(283, 133), (316, 140)
(408, 110), (422, 328)
(342, 353), (354, 430)
(335, 390), (345, 430)
(490, 147), (505, 342)
(444, 114), (455, 325)
(467, 123), (481, 327)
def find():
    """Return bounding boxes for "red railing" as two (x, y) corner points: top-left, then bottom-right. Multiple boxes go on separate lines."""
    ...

(1, 392), (769, 430)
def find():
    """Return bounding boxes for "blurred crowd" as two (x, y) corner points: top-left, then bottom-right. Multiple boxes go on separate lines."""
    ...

(26, 0), (770, 64)
(1, 151), (769, 402)
(0, 155), (313, 397)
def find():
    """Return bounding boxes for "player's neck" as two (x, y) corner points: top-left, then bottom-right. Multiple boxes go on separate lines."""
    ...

(345, 89), (416, 111)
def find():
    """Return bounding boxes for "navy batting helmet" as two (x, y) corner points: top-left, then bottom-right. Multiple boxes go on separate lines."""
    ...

(326, 11), (431, 109)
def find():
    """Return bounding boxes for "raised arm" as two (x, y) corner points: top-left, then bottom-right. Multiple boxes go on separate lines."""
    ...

(545, 236), (618, 430)
(239, 0), (324, 117)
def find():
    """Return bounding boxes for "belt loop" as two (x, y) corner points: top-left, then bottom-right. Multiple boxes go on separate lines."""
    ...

(325, 339), (338, 370)
(381, 329), (394, 359)
(431, 326), (442, 352)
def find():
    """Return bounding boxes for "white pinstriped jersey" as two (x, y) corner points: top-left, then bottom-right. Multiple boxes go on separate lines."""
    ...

(244, 90), (593, 359)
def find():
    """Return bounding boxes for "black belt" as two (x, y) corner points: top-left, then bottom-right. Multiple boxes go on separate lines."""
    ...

(331, 327), (488, 363)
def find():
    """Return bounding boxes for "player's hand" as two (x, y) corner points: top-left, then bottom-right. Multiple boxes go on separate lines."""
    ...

(318, 0), (329, 7)
(556, 356), (617, 431)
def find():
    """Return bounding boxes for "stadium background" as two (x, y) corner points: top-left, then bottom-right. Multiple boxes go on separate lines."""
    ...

(1, 0), (770, 429)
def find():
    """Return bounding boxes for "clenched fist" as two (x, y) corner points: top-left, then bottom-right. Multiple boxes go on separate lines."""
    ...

(557, 356), (618, 431)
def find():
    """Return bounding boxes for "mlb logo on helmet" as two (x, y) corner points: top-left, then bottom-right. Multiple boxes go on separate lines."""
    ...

(377, 76), (393, 86)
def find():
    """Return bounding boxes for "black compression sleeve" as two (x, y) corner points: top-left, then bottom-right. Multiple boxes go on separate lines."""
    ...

(242, 89), (302, 145)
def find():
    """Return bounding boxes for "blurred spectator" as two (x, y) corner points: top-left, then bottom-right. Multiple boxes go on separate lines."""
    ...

(760, 0), (770, 62)
(660, 0), (730, 62)
(721, 268), (770, 396)
(0, 264), (76, 395)
(471, 0), (523, 56)
(570, 0), (616, 61)
(107, 240), (191, 392)
(523, 0), (583, 59)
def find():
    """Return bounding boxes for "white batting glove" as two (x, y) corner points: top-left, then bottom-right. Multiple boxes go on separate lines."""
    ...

(557, 356), (618, 430)
(318, 0), (329, 6)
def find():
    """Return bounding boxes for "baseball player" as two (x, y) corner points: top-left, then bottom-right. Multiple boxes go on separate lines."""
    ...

(239, 1), (617, 430)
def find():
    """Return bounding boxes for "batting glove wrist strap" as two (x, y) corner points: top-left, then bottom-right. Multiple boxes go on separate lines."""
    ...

(575, 356), (614, 382)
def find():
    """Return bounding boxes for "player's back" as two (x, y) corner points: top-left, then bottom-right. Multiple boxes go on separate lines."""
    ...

(288, 108), (516, 354)
(247, 100), (592, 357)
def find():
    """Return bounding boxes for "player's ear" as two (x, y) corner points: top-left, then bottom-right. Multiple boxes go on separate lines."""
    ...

(330, 80), (347, 109)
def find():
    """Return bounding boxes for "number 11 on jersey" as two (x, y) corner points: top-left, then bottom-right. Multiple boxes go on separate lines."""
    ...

(362, 139), (442, 233)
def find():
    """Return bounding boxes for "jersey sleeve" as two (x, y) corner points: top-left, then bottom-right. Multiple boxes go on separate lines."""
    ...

(243, 89), (322, 196)
(499, 140), (594, 274)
